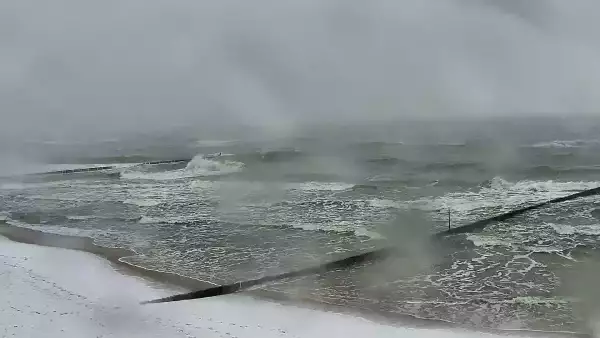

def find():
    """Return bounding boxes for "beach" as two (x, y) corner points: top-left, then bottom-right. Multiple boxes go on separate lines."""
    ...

(0, 233), (553, 338)
(4, 0), (600, 335)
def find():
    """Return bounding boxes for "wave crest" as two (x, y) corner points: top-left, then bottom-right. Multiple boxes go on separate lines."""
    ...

(121, 154), (244, 181)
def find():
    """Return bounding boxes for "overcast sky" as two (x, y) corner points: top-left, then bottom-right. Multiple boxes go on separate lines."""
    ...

(2, 0), (600, 142)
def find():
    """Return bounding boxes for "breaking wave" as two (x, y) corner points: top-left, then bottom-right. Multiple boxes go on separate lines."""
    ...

(121, 154), (244, 181)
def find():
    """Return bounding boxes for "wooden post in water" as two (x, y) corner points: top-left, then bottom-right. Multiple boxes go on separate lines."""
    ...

(448, 208), (451, 230)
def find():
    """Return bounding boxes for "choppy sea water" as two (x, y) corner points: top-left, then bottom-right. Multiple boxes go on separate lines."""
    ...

(2, 121), (600, 333)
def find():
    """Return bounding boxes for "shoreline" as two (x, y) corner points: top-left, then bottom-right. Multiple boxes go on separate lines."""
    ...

(0, 222), (215, 292)
(0, 222), (588, 338)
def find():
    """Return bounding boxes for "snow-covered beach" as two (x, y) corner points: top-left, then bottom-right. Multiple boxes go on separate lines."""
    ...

(1, 234), (567, 338)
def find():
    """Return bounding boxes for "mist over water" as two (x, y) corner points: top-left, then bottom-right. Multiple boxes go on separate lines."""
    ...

(2, 0), (600, 146)
(3, 0), (600, 335)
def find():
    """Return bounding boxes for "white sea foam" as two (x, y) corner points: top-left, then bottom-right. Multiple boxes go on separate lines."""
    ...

(123, 198), (162, 207)
(549, 222), (600, 236)
(66, 215), (96, 221)
(286, 181), (354, 192)
(369, 198), (402, 209)
(530, 139), (600, 148)
(292, 221), (381, 239)
(138, 215), (168, 224)
(410, 177), (600, 222)
(466, 234), (513, 248)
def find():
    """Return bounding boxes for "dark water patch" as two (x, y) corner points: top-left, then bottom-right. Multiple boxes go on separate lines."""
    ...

(591, 208), (600, 220)
(260, 149), (304, 162)
(8, 210), (142, 226)
(522, 165), (600, 179)
(231, 149), (305, 163)
(273, 198), (364, 212)
(23, 169), (122, 183)
(9, 211), (69, 225)
(360, 176), (475, 191)
(280, 173), (345, 183)
(351, 141), (404, 148)
(69, 215), (143, 223)
(421, 161), (483, 172)
(427, 178), (480, 188)
(430, 142), (468, 148)
(365, 176), (413, 185)
(55, 155), (166, 164)
(124, 161), (189, 174)
(38, 165), (116, 175)
(551, 152), (576, 159)
(364, 156), (406, 166)
(351, 184), (379, 192)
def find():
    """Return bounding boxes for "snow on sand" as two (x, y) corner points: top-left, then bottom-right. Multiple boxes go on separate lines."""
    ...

(0, 236), (555, 338)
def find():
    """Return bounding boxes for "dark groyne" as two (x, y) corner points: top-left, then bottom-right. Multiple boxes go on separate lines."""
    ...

(436, 186), (600, 236)
(30, 159), (191, 176)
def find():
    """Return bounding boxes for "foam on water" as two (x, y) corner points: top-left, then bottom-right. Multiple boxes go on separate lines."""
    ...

(530, 139), (600, 148)
(123, 198), (162, 207)
(66, 215), (96, 221)
(138, 215), (171, 224)
(503, 296), (571, 306)
(466, 234), (514, 248)
(1, 163), (112, 177)
(0, 179), (85, 191)
(368, 198), (402, 209)
(410, 177), (600, 223)
(292, 221), (380, 239)
(286, 181), (354, 192)
(549, 222), (600, 236)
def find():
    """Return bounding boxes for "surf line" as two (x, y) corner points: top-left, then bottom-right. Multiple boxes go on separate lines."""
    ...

(142, 185), (600, 305)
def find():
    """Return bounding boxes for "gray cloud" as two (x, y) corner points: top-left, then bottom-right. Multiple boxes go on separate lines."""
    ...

(2, 0), (600, 142)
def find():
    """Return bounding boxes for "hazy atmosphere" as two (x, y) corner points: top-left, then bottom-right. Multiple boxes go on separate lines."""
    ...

(3, 1), (600, 337)
(2, 0), (600, 143)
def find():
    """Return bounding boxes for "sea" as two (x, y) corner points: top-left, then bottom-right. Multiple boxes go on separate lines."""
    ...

(2, 116), (600, 334)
